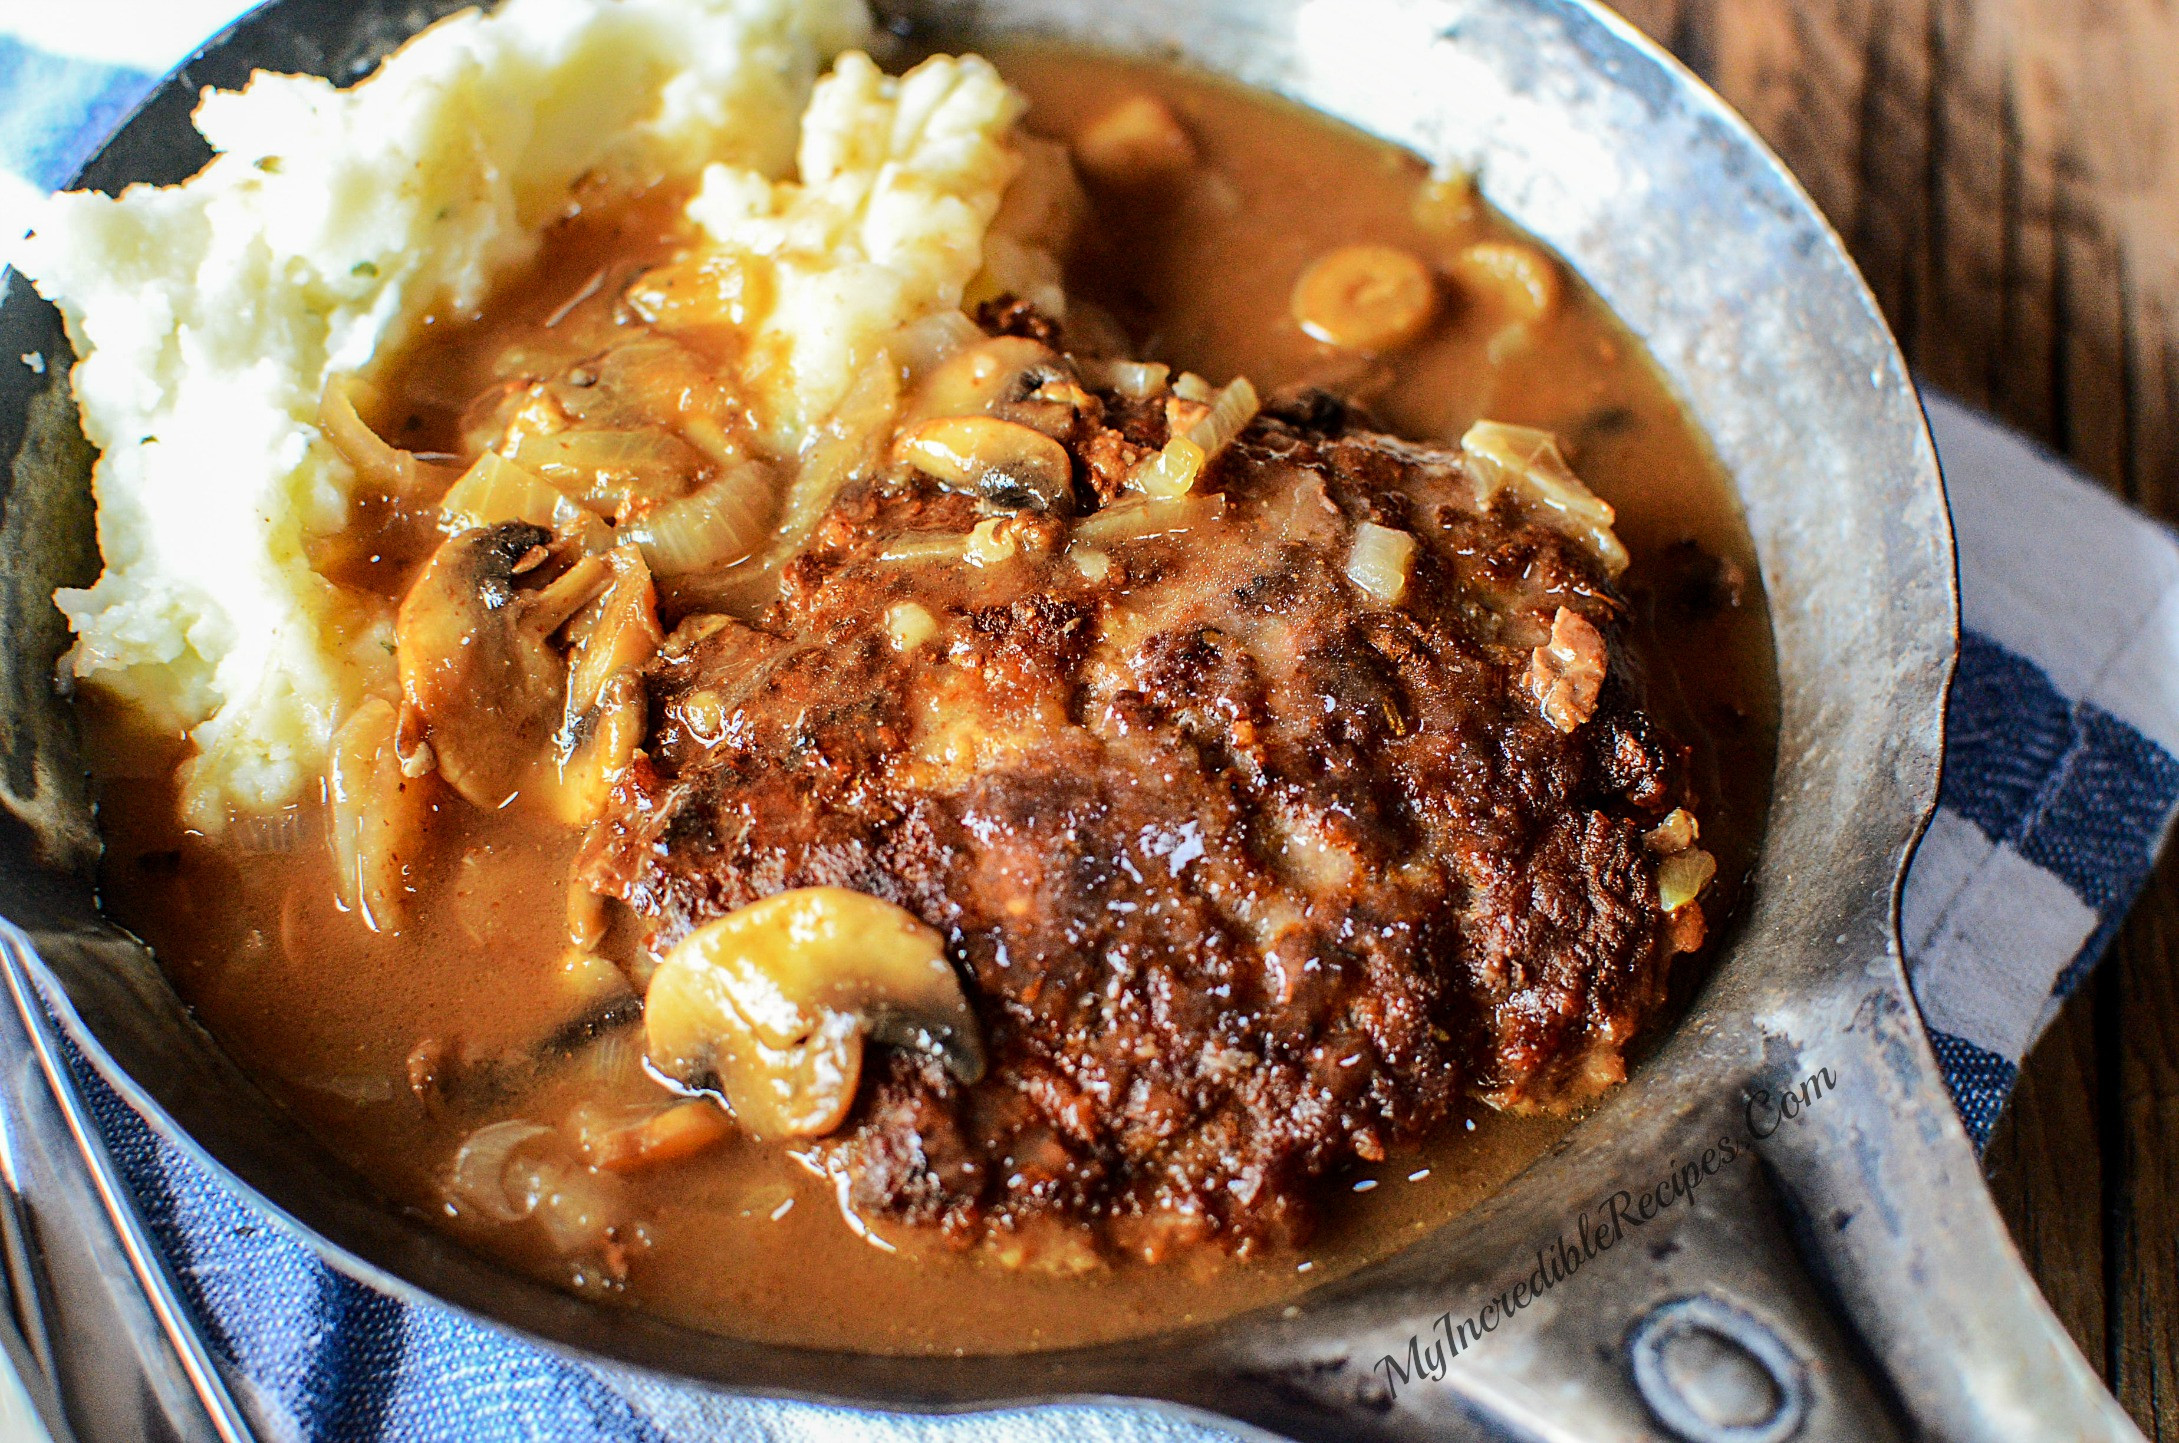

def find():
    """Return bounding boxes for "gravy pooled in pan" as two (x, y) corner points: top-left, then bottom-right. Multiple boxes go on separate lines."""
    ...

(89, 47), (1776, 1350)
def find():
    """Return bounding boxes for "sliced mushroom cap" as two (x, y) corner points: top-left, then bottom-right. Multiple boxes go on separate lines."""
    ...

(1291, 244), (1436, 353)
(905, 335), (1064, 424)
(644, 887), (984, 1141)
(396, 522), (610, 809)
(897, 414), (1074, 514)
(647, 964), (864, 1140)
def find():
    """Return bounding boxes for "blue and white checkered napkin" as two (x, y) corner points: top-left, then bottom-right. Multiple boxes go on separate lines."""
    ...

(7, 10), (2179, 1440)
(1904, 395), (2179, 1143)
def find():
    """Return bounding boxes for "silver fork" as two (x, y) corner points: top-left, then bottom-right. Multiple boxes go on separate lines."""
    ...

(0, 927), (257, 1443)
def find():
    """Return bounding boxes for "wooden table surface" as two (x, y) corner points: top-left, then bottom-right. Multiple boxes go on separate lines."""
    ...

(1602, 1), (2178, 1434)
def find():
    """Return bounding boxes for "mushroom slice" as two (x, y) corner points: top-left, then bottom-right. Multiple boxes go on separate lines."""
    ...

(903, 335), (1064, 424)
(644, 887), (984, 1141)
(647, 975), (862, 1141)
(896, 415), (1074, 514)
(396, 522), (611, 810)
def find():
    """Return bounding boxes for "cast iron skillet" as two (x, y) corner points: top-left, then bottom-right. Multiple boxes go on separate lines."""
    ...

(0, 1), (2138, 1439)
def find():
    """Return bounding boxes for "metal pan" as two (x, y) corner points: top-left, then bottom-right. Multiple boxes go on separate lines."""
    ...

(0, 0), (2136, 1438)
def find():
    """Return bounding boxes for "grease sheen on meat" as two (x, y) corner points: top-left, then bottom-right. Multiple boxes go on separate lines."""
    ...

(580, 355), (1694, 1260)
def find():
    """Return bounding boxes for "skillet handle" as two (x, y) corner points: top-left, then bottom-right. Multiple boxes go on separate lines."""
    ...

(1152, 1028), (2141, 1443)
(1160, 1123), (1914, 1443)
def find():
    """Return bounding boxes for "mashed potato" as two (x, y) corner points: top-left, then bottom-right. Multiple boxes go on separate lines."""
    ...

(685, 50), (1024, 446)
(3, 0), (1051, 829)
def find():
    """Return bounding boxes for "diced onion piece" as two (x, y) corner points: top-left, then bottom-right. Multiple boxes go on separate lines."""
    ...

(445, 1120), (555, 1223)
(1346, 522), (1418, 604)
(529, 1162), (622, 1255)
(1073, 494), (1225, 545)
(963, 517), (1018, 567)
(440, 452), (610, 552)
(1088, 358), (1170, 399)
(1069, 546), (1112, 581)
(894, 309), (986, 379)
(1125, 377), (1257, 499)
(1131, 436), (1206, 499)
(559, 949), (636, 1015)
(509, 428), (706, 509)
(1413, 169), (1480, 236)
(680, 688), (727, 745)
(1182, 376), (1261, 458)
(886, 601), (939, 651)
(619, 464), (772, 575)
(1657, 848), (1717, 913)
(321, 374), (450, 499)
(1644, 808), (1700, 855)
(1459, 421), (1629, 576)
(1173, 372), (1216, 403)
(877, 532), (969, 564)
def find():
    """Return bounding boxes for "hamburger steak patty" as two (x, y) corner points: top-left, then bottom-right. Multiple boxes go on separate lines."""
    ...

(580, 342), (1703, 1260)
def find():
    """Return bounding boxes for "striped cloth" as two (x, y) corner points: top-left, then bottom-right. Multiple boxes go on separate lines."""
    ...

(4, 7), (2177, 1440)
(1904, 397), (2179, 1145)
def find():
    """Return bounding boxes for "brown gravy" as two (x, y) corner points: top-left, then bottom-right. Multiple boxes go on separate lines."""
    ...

(88, 45), (1777, 1354)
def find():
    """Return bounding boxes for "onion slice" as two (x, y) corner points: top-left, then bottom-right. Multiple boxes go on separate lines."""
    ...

(1128, 376), (1260, 499)
(619, 465), (773, 575)
(1345, 521), (1418, 604)
(226, 804), (313, 855)
(1073, 494), (1226, 545)
(771, 353), (900, 562)
(319, 374), (456, 499)
(444, 1120), (554, 1223)
(1100, 359), (1170, 399)
(1459, 420), (1628, 576)
(439, 452), (611, 553)
(893, 309), (985, 379)
(1183, 376), (1261, 458)
(509, 428), (707, 509)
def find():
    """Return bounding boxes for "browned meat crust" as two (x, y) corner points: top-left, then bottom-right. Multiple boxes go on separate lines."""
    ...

(580, 353), (1691, 1259)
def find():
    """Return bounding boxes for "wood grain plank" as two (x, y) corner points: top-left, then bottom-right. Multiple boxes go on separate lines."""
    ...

(2004, 0), (2176, 501)
(2112, 859), (2179, 1438)
(1600, 0), (1681, 45)
(2050, 150), (2132, 481)
(2131, 306), (2179, 521)
(1921, 0), (2008, 407)
(1982, 982), (2109, 1375)
(1695, 2), (1906, 320)
(1605, 0), (2179, 1428)
(1987, 8), (2058, 439)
